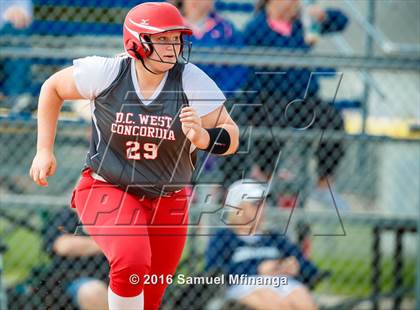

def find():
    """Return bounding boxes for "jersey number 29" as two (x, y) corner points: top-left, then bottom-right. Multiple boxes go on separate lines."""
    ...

(126, 141), (158, 160)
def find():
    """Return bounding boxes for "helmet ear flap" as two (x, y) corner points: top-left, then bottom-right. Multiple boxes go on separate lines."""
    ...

(140, 34), (153, 57)
(126, 39), (144, 60)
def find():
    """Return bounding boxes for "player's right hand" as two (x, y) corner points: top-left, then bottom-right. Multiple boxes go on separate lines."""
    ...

(29, 149), (57, 187)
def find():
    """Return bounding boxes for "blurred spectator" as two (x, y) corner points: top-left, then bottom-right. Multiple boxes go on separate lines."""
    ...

(41, 207), (109, 309)
(171, 0), (248, 93)
(0, 0), (32, 29)
(0, 0), (33, 112)
(241, 0), (348, 203)
(205, 180), (319, 310)
(171, 0), (250, 199)
(244, 0), (348, 100)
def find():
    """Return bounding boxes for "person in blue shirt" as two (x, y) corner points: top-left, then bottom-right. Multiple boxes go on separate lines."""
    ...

(244, 0), (348, 100)
(240, 0), (348, 202)
(171, 0), (249, 93)
(205, 179), (318, 310)
(0, 0), (33, 110)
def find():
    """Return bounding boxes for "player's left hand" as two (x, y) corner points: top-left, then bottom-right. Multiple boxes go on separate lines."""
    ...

(180, 107), (209, 149)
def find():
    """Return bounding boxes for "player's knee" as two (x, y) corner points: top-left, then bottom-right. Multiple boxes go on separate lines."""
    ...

(109, 255), (151, 297)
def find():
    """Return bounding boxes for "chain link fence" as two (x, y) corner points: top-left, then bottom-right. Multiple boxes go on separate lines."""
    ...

(1, 0), (419, 309)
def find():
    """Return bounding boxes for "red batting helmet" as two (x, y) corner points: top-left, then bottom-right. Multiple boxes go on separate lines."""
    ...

(123, 2), (193, 60)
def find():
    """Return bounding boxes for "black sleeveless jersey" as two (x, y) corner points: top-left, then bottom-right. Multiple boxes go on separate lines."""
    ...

(85, 57), (195, 198)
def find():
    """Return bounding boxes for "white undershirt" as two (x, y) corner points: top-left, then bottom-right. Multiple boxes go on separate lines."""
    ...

(130, 59), (168, 104)
(73, 55), (226, 117)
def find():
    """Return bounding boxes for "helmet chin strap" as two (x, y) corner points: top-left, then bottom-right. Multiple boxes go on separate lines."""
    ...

(139, 56), (161, 75)
(128, 45), (159, 75)
(131, 49), (178, 75)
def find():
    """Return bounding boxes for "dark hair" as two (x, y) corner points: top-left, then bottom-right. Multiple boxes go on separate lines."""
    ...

(255, 0), (269, 13)
(170, 0), (183, 12)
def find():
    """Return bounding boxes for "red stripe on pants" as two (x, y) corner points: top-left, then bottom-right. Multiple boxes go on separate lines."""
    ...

(71, 168), (189, 310)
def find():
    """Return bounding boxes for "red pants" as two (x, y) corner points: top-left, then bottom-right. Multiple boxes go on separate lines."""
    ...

(71, 168), (189, 310)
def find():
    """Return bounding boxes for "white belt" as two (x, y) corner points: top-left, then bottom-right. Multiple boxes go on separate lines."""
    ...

(90, 171), (108, 182)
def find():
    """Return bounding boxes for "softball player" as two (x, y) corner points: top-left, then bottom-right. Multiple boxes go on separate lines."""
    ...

(29, 2), (239, 309)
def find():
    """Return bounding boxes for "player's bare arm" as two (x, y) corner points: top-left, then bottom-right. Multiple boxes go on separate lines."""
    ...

(29, 66), (83, 187)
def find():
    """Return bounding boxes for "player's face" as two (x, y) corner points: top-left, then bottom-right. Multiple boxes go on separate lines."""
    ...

(146, 31), (182, 72)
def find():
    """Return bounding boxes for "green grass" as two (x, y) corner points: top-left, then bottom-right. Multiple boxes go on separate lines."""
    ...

(2, 227), (49, 285)
(313, 255), (415, 297)
(310, 223), (416, 297)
